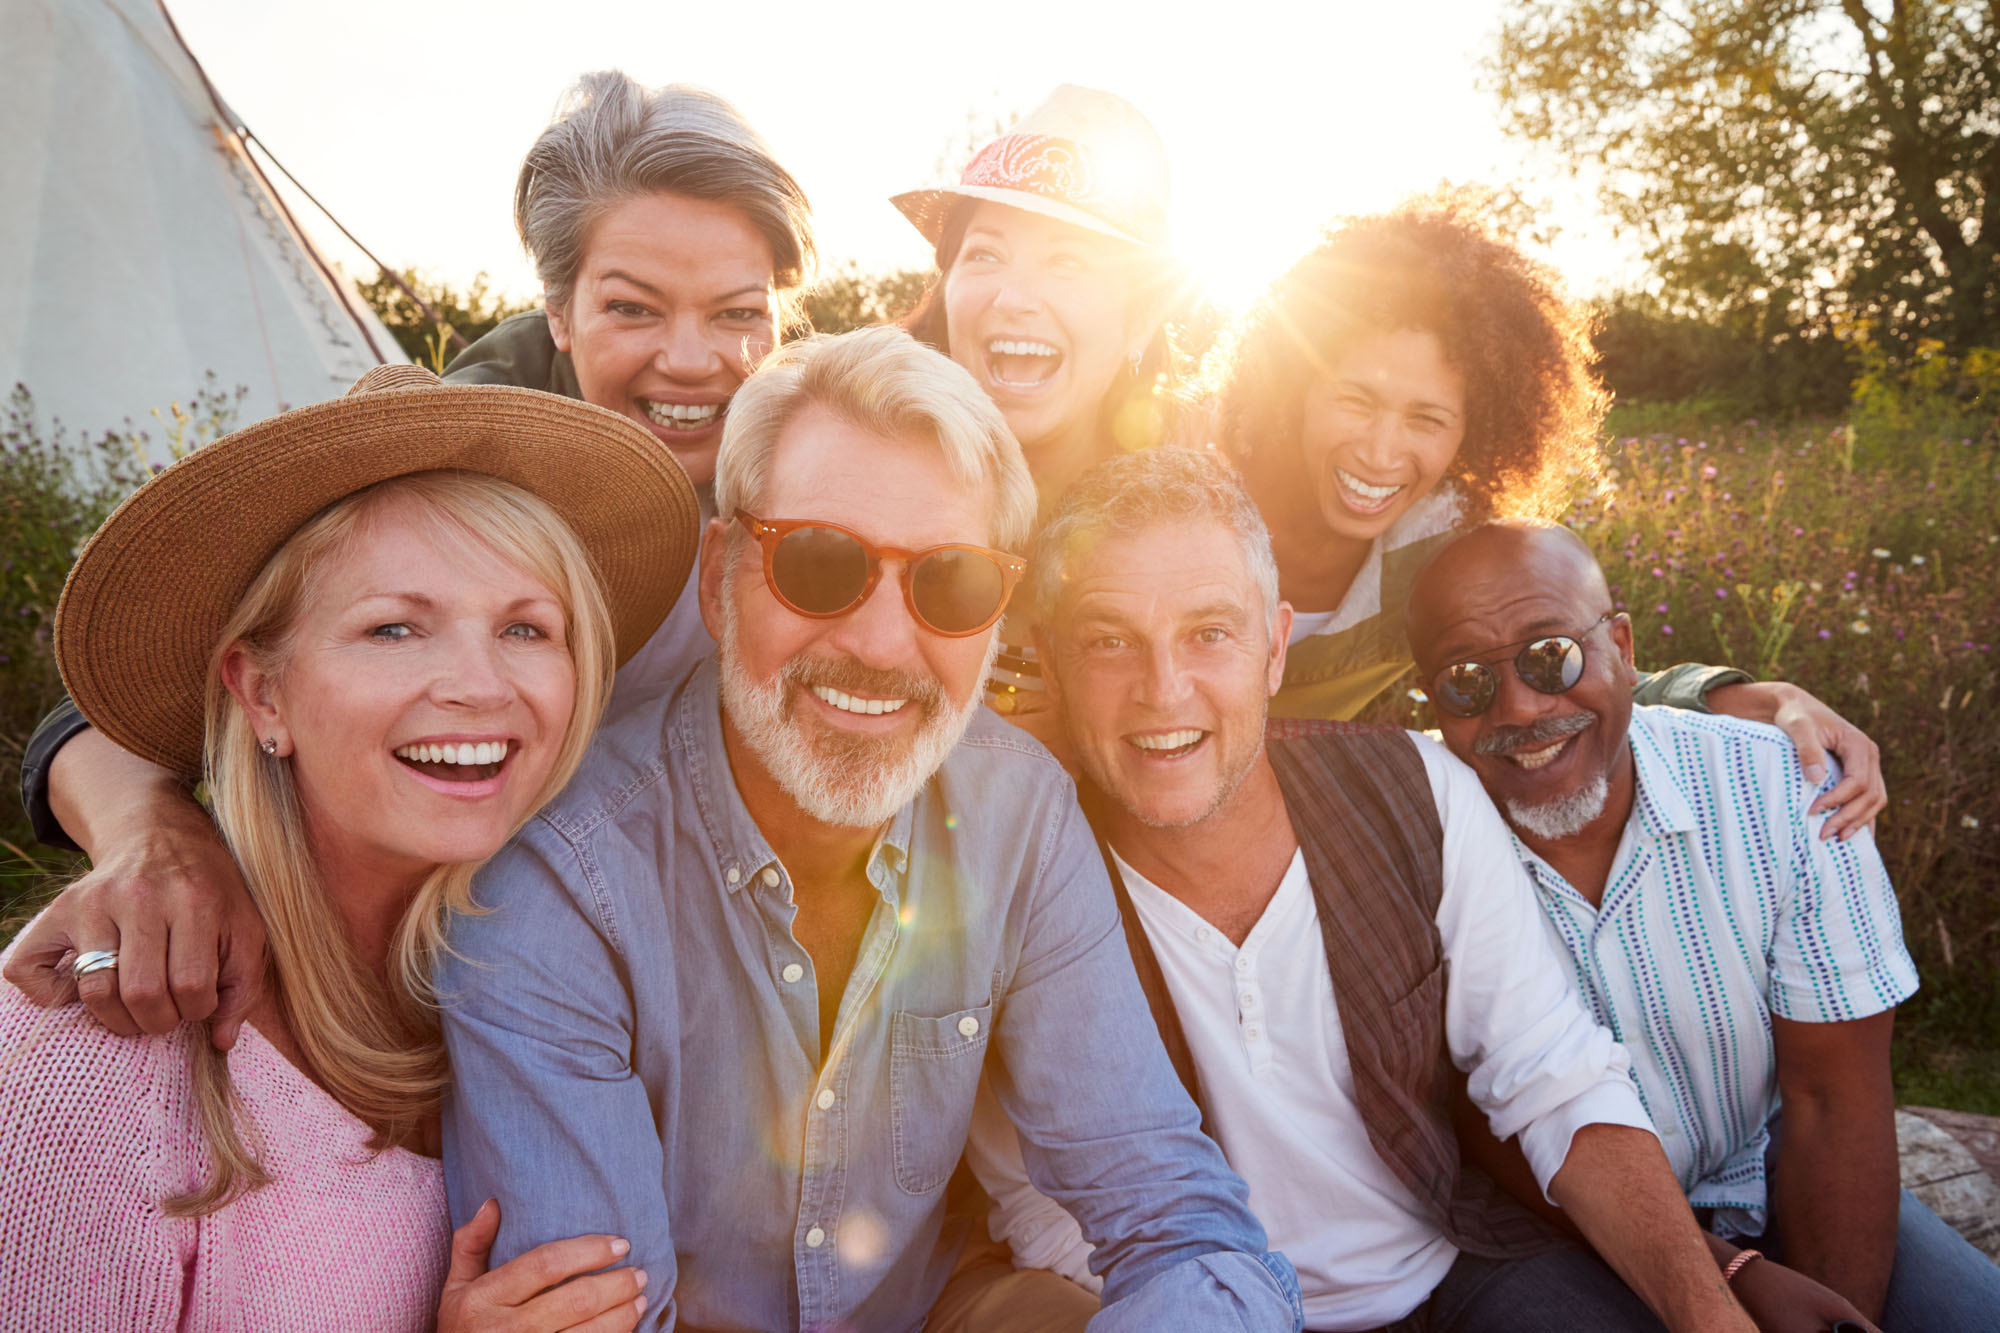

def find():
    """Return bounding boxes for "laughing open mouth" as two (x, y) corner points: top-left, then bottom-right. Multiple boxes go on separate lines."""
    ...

(644, 400), (724, 432)
(1333, 466), (1406, 514)
(1128, 728), (1207, 759)
(392, 740), (511, 782)
(985, 338), (1062, 389)
(811, 684), (910, 717)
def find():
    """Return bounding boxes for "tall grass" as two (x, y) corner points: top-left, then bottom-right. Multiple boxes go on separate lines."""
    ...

(1585, 412), (1998, 1107)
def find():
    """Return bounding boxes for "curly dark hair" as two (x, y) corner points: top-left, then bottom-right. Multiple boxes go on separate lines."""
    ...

(1219, 201), (1605, 521)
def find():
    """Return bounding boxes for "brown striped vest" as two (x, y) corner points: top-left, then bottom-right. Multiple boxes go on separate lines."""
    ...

(1095, 719), (1557, 1259)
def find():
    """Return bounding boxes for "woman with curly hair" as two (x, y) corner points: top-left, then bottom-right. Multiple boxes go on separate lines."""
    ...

(1227, 204), (1884, 831)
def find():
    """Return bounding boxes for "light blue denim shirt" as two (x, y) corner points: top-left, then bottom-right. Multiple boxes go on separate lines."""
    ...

(439, 656), (1302, 1332)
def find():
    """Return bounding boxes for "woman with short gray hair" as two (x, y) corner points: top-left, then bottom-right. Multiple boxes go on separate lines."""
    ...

(448, 69), (815, 492)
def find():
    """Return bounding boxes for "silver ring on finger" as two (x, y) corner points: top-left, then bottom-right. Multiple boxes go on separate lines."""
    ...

(72, 950), (119, 980)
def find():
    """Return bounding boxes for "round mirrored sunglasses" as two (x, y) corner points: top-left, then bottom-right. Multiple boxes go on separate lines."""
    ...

(1431, 612), (1615, 718)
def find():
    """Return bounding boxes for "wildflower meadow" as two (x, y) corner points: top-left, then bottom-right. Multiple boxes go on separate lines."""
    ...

(1595, 417), (1997, 1105)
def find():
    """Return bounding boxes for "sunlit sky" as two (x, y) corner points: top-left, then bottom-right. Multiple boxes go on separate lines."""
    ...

(165, 0), (1643, 313)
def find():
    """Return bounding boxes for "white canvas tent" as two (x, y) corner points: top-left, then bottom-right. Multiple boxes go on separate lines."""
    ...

(0, 0), (405, 459)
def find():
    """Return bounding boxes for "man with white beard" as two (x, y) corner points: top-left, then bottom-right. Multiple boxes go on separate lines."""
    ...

(435, 328), (1301, 1333)
(1407, 521), (1999, 1331)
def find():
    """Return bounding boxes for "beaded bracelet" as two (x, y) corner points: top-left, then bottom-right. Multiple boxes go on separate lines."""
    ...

(1722, 1248), (1764, 1283)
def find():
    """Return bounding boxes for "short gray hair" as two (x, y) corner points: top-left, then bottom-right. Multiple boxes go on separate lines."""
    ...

(515, 71), (816, 323)
(715, 327), (1037, 553)
(1031, 447), (1280, 626)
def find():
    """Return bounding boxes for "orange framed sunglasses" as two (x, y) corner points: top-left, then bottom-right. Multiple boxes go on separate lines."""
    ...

(734, 511), (1026, 637)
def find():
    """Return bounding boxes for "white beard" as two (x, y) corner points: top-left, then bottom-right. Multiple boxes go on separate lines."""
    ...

(717, 579), (996, 829)
(1504, 771), (1611, 842)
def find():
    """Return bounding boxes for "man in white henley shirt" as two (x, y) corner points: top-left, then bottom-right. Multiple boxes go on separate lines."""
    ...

(963, 450), (1763, 1332)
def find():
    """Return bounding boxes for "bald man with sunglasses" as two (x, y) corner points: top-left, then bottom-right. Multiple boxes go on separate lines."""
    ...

(1409, 521), (1998, 1331)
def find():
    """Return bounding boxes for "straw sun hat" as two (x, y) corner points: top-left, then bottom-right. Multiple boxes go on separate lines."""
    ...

(892, 84), (1171, 251)
(54, 365), (700, 777)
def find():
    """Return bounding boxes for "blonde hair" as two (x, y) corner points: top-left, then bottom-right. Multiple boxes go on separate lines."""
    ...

(168, 471), (615, 1216)
(714, 326), (1037, 552)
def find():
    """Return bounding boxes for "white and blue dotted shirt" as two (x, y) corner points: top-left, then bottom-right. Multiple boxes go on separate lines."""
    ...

(1512, 706), (1919, 1238)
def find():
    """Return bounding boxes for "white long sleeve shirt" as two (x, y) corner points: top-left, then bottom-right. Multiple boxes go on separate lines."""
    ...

(966, 732), (1653, 1330)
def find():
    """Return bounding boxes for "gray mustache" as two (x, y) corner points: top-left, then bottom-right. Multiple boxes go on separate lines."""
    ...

(785, 655), (946, 714)
(1475, 710), (1596, 756)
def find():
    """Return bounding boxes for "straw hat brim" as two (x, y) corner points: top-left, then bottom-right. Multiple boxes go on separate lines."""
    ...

(54, 381), (699, 777)
(891, 185), (1155, 252)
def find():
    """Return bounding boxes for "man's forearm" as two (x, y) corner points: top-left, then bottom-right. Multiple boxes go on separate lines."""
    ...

(47, 726), (206, 860)
(1548, 1124), (1755, 1332)
(1773, 1096), (1898, 1320)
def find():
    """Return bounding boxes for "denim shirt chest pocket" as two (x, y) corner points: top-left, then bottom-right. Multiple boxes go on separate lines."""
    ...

(889, 1000), (993, 1195)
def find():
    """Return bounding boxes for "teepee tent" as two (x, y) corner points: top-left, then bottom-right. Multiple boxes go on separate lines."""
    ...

(0, 0), (404, 458)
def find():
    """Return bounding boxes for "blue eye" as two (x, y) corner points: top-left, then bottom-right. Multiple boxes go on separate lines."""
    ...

(369, 623), (412, 641)
(503, 622), (549, 641)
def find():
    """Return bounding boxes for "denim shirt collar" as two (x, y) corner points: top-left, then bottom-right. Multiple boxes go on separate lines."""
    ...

(672, 656), (914, 906)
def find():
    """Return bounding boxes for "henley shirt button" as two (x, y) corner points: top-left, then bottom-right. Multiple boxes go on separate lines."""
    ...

(805, 1226), (826, 1249)
(781, 963), (805, 984)
(1244, 1025), (1262, 1042)
(1240, 991), (1257, 1008)
(815, 1089), (836, 1110)
(957, 1015), (981, 1039)
(1234, 955), (1251, 973)
(761, 867), (781, 888)
(725, 867), (742, 885)
(1198, 926), (1218, 943)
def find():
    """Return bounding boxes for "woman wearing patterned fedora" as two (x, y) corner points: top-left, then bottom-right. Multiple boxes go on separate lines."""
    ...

(896, 85), (1193, 722)
(0, 367), (697, 1330)
(8, 67), (813, 1053)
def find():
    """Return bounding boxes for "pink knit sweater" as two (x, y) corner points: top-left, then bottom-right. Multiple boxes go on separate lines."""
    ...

(0, 970), (448, 1331)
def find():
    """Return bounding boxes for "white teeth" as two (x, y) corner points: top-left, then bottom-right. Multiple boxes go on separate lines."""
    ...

(1334, 467), (1404, 502)
(643, 401), (722, 430)
(1510, 738), (1569, 770)
(811, 685), (909, 716)
(1130, 729), (1205, 752)
(986, 338), (1059, 358)
(394, 741), (508, 766)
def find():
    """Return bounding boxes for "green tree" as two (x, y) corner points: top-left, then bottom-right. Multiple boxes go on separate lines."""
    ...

(1490, 0), (2000, 361)
(355, 268), (536, 372)
(804, 265), (931, 333)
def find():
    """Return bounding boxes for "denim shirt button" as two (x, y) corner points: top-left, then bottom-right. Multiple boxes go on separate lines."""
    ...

(725, 866), (741, 885)
(815, 1089), (836, 1110)
(956, 1015), (980, 1039)
(781, 963), (804, 984)
(804, 1225), (826, 1248)
(761, 867), (781, 888)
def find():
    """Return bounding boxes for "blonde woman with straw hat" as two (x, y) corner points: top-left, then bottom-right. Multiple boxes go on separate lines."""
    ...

(897, 84), (1195, 725)
(7, 69), (813, 1044)
(0, 367), (699, 1332)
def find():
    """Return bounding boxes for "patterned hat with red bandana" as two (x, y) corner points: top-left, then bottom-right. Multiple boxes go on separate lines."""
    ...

(892, 85), (1170, 251)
